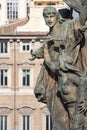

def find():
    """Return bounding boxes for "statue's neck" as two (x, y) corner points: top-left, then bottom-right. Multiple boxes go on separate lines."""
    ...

(49, 22), (59, 36)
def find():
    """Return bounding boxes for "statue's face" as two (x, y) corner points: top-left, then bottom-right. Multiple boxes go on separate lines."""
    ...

(44, 13), (57, 28)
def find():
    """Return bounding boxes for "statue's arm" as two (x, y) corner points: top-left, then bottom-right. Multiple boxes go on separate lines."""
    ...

(63, 0), (81, 12)
(63, 0), (87, 26)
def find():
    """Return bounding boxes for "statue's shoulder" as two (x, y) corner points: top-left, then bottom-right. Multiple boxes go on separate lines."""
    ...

(63, 18), (80, 29)
(60, 19), (73, 30)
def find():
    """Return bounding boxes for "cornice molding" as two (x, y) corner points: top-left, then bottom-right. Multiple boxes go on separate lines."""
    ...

(17, 62), (35, 67)
(0, 62), (13, 67)
(17, 105), (35, 115)
(0, 106), (13, 115)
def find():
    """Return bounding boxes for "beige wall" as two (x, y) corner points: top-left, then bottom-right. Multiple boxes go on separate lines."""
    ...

(0, 37), (46, 130)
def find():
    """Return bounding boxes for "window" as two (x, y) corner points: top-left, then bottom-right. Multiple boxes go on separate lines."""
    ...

(18, 106), (34, 130)
(0, 69), (8, 86)
(26, 0), (30, 16)
(0, 42), (8, 54)
(22, 44), (30, 51)
(47, 2), (55, 5)
(37, 3), (42, 5)
(22, 115), (30, 130)
(19, 64), (33, 88)
(20, 40), (31, 53)
(46, 115), (52, 130)
(22, 70), (30, 86)
(7, 0), (18, 19)
(0, 40), (10, 57)
(0, 115), (8, 130)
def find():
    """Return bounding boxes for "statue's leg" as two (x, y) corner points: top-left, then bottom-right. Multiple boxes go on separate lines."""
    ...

(34, 62), (69, 130)
(70, 113), (85, 130)
(71, 83), (86, 130)
(45, 70), (69, 130)
(84, 116), (87, 130)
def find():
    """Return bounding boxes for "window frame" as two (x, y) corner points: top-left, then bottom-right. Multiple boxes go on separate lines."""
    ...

(0, 115), (8, 130)
(45, 115), (52, 130)
(20, 40), (31, 53)
(0, 40), (10, 57)
(41, 107), (52, 130)
(18, 106), (34, 130)
(0, 68), (11, 88)
(22, 69), (30, 87)
(26, 0), (30, 16)
(7, 0), (18, 19)
(19, 68), (33, 88)
(22, 44), (30, 52)
(0, 69), (8, 86)
(22, 115), (30, 130)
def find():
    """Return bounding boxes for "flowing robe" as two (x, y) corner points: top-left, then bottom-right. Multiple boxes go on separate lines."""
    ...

(34, 17), (87, 130)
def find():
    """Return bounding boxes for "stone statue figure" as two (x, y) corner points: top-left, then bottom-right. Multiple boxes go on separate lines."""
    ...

(43, 37), (87, 130)
(29, 1), (87, 130)
(30, 7), (71, 130)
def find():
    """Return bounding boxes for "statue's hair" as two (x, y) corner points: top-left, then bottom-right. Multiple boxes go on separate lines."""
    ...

(43, 6), (62, 21)
(43, 6), (58, 17)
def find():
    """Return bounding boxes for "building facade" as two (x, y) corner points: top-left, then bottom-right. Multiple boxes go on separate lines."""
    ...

(0, 0), (67, 130)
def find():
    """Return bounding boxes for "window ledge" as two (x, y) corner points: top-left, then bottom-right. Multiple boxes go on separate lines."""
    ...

(0, 54), (10, 58)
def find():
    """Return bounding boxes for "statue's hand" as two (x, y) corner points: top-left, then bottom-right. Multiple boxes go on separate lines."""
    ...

(78, 100), (87, 114)
(29, 48), (44, 60)
(35, 92), (47, 104)
(29, 49), (36, 61)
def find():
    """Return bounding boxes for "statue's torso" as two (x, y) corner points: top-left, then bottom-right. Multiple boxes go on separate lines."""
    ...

(58, 75), (77, 105)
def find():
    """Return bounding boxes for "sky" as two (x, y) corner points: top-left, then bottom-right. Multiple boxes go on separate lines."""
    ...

(73, 10), (79, 18)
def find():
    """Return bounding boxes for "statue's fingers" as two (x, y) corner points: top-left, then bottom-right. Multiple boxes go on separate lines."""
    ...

(77, 105), (84, 111)
(28, 55), (36, 61)
(78, 107), (82, 111)
(79, 108), (85, 113)
(78, 103), (84, 108)
(79, 108), (86, 113)
(79, 100), (85, 104)
(78, 103), (86, 113)
(31, 49), (33, 54)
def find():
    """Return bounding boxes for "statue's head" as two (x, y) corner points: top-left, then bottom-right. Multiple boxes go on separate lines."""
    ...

(43, 6), (60, 27)
(43, 6), (58, 17)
